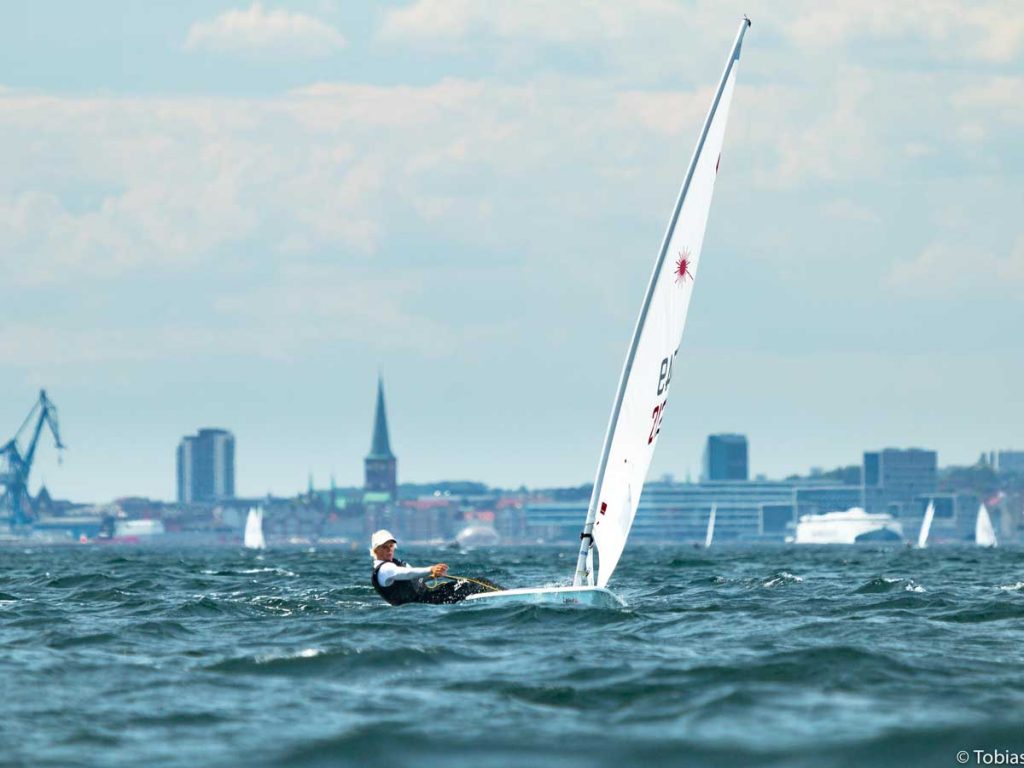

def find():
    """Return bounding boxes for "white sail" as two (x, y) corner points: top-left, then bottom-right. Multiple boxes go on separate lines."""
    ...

(975, 503), (997, 548)
(917, 501), (934, 549)
(575, 19), (751, 588)
(244, 506), (266, 550)
(704, 504), (717, 549)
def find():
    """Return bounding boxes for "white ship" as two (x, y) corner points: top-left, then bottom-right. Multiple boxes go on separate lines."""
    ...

(113, 519), (166, 538)
(791, 508), (904, 545)
(455, 525), (500, 548)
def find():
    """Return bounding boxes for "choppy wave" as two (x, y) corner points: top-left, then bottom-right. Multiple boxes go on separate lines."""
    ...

(4, 544), (1024, 767)
(759, 570), (803, 588)
(854, 576), (926, 593)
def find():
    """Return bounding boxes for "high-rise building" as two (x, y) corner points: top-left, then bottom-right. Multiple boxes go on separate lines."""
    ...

(177, 428), (235, 503)
(702, 434), (748, 481)
(364, 378), (397, 498)
(862, 447), (936, 514)
(993, 450), (1024, 475)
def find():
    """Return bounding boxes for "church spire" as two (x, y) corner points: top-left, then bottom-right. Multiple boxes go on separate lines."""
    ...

(367, 376), (394, 459)
(364, 376), (397, 497)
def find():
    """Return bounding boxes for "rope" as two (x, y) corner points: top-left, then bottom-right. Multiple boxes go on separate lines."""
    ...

(425, 574), (502, 593)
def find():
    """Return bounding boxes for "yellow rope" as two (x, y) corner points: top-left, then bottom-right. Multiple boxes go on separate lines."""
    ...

(425, 574), (502, 592)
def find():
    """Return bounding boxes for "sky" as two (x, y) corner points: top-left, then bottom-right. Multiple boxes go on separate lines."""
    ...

(1, 1), (1022, 503)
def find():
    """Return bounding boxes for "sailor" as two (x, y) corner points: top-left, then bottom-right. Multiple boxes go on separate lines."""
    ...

(370, 529), (503, 605)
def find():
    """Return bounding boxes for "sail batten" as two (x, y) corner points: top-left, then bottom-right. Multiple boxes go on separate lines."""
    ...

(574, 18), (751, 588)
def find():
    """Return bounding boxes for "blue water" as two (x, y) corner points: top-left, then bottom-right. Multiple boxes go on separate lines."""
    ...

(3, 544), (1024, 767)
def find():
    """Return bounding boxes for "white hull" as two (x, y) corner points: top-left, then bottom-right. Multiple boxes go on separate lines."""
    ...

(793, 508), (903, 545)
(114, 519), (166, 537)
(455, 525), (500, 547)
(464, 586), (625, 608)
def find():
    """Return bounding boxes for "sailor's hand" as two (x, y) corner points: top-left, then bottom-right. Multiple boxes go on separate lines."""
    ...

(430, 563), (448, 578)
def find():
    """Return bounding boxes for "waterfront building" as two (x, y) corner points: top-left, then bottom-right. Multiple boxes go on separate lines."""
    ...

(702, 434), (749, 481)
(862, 448), (937, 515)
(992, 450), (1024, 475)
(176, 428), (235, 504)
(524, 479), (862, 544)
(364, 377), (397, 499)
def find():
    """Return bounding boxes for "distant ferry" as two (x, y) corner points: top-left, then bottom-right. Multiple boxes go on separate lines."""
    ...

(455, 525), (500, 548)
(789, 508), (904, 545)
(108, 518), (166, 544)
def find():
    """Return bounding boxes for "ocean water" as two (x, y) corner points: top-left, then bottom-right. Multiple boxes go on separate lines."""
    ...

(3, 544), (1024, 768)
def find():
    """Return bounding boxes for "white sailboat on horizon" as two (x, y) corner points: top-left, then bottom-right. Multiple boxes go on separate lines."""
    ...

(975, 503), (997, 548)
(917, 501), (934, 549)
(244, 506), (266, 551)
(705, 504), (717, 549)
(467, 18), (752, 607)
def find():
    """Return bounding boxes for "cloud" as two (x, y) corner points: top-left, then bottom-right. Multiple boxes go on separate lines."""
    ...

(184, 2), (346, 58)
(0, 256), (505, 367)
(378, 1), (751, 89)
(4, 18), (1022, 375)
(953, 76), (1024, 125)
(0, 76), (718, 284)
(0, 65), (1010, 292)
(379, 0), (690, 46)
(821, 199), (880, 223)
(903, 142), (934, 159)
(787, 0), (1024, 62)
(380, 0), (1024, 65)
(212, 263), (469, 358)
(885, 239), (1024, 298)
(763, 69), (877, 186)
(0, 95), (262, 285)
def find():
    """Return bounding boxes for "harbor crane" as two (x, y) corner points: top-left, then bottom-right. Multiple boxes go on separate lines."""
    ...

(1, 390), (65, 529)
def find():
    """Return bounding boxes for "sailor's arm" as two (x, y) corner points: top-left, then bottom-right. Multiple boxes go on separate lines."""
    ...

(377, 561), (448, 586)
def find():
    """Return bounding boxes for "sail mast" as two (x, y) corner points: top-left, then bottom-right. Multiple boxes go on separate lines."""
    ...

(573, 17), (751, 586)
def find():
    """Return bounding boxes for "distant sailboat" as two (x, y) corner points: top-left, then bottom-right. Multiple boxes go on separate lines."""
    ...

(465, 18), (753, 607)
(244, 506), (266, 550)
(917, 501), (934, 549)
(975, 503), (997, 548)
(705, 504), (717, 549)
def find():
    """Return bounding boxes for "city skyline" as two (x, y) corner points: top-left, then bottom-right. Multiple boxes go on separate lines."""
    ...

(2, 2), (1022, 503)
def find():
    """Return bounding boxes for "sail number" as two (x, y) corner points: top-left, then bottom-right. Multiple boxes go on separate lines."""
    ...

(649, 352), (677, 445)
(648, 400), (667, 445)
(658, 357), (672, 395)
(657, 350), (678, 395)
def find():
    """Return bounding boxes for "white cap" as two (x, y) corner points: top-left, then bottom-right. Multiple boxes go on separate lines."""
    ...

(370, 529), (397, 555)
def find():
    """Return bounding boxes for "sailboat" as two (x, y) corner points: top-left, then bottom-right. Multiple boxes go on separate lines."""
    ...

(244, 506), (266, 550)
(705, 504), (717, 549)
(467, 18), (752, 607)
(917, 501), (934, 549)
(975, 503), (997, 548)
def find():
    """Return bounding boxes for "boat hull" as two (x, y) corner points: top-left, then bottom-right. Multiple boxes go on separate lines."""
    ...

(792, 508), (904, 545)
(463, 585), (625, 608)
